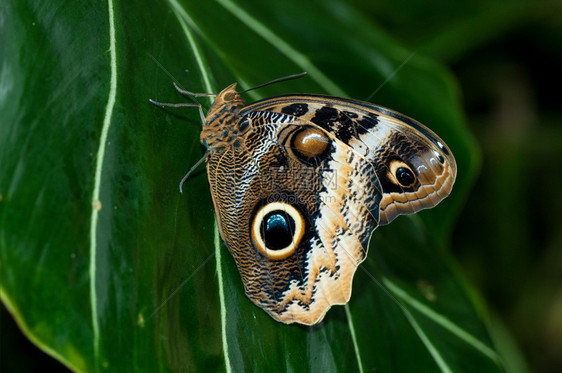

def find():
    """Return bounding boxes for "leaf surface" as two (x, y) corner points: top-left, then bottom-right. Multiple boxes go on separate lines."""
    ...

(0, 0), (501, 372)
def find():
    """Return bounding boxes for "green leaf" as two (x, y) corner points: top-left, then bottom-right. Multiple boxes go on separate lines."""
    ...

(1, 0), (504, 372)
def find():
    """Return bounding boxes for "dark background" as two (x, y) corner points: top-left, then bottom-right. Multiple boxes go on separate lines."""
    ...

(363, 1), (562, 371)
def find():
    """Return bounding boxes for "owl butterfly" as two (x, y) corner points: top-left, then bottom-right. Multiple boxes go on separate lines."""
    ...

(151, 73), (456, 325)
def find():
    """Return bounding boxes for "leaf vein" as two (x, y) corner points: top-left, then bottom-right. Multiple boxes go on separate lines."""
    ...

(383, 277), (501, 363)
(217, 0), (347, 97)
(345, 304), (365, 373)
(89, 0), (118, 362)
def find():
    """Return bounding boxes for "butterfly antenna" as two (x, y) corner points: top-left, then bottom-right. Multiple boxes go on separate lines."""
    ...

(179, 150), (211, 194)
(240, 72), (307, 94)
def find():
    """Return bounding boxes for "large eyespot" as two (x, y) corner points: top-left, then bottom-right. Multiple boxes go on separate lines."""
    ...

(290, 127), (330, 161)
(251, 202), (305, 260)
(388, 160), (416, 188)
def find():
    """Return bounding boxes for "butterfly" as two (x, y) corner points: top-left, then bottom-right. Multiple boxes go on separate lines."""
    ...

(151, 73), (456, 325)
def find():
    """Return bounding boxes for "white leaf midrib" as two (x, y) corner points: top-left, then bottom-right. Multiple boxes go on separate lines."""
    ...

(89, 0), (118, 362)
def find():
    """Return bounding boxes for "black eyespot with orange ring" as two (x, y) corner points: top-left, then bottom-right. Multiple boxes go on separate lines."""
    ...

(251, 202), (305, 260)
(388, 160), (417, 188)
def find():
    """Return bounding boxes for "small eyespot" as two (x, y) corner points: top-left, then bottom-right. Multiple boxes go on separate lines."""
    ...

(388, 160), (416, 188)
(291, 127), (330, 161)
(251, 202), (305, 260)
(396, 167), (415, 186)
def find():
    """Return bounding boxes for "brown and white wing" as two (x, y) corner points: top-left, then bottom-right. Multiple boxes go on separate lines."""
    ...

(207, 110), (380, 325)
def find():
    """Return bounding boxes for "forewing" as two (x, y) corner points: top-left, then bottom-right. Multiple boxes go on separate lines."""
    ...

(243, 95), (457, 225)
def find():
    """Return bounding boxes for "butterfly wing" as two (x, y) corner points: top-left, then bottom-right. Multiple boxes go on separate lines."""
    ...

(243, 95), (457, 225)
(207, 109), (382, 325)
(206, 93), (456, 325)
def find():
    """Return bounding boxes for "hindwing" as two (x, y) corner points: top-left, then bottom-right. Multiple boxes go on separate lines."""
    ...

(207, 110), (383, 324)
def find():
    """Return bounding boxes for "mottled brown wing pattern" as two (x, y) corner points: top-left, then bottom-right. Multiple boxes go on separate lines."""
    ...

(193, 83), (456, 325)
(206, 112), (381, 324)
(243, 95), (457, 226)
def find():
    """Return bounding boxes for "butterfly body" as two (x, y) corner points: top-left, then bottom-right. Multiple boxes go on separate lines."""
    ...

(195, 82), (456, 325)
